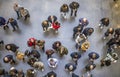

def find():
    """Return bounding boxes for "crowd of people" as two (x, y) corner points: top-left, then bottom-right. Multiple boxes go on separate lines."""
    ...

(0, 1), (120, 77)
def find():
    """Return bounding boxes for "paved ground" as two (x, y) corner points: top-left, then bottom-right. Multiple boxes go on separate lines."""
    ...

(0, 0), (120, 77)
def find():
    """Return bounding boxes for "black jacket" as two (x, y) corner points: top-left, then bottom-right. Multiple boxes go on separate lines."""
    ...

(5, 44), (19, 53)
(47, 71), (57, 77)
(100, 18), (109, 26)
(82, 27), (94, 37)
(69, 2), (79, 9)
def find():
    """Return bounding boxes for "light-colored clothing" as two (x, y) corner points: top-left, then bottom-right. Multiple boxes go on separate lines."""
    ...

(20, 9), (29, 17)
(81, 41), (90, 51)
(48, 58), (58, 68)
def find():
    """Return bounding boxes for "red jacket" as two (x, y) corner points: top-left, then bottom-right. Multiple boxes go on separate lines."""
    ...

(27, 38), (36, 47)
(52, 23), (60, 30)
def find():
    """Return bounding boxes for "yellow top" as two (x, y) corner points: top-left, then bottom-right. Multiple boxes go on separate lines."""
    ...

(81, 41), (90, 51)
(16, 52), (24, 60)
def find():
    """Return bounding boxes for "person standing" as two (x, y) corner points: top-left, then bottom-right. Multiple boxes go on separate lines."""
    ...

(42, 20), (49, 32)
(82, 27), (94, 37)
(70, 52), (81, 65)
(20, 7), (30, 21)
(60, 4), (69, 19)
(13, 3), (21, 19)
(65, 63), (77, 74)
(46, 49), (55, 59)
(99, 18), (109, 29)
(79, 40), (90, 52)
(69, 1), (79, 17)
(5, 43), (19, 53)
(103, 28), (114, 39)
(36, 40), (45, 52)
(7, 18), (19, 31)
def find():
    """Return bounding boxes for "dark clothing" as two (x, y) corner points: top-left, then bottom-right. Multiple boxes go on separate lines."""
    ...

(114, 28), (120, 38)
(88, 52), (99, 60)
(85, 63), (96, 72)
(52, 41), (61, 51)
(79, 18), (89, 27)
(7, 18), (19, 31)
(69, 1), (79, 16)
(73, 24), (84, 38)
(46, 71), (57, 77)
(72, 73), (79, 77)
(69, 2), (79, 9)
(100, 18), (109, 27)
(48, 15), (57, 23)
(26, 69), (36, 77)
(0, 17), (6, 26)
(27, 58), (37, 66)
(5, 44), (19, 53)
(101, 59), (111, 67)
(3, 55), (13, 63)
(3, 24), (9, 30)
(42, 20), (49, 32)
(31, 50), (41, 59)
(46, 49), (55, 59)
(82, 27), (94, 37)
(105, 60), (111, 66)
(0, 69), (5, 75)
(0, 40), (4, 45)
(24, 50), (31, 57)
(115, 28), (120, 35)
(73, 24), (84, 33)
(104, 28), (114, 37)
(106, 37), (118, 48)
(113, 0), (118, 2)
(36, 40), (45, 52)
(65, 63), (76, 72)
(4, 72), (11, 77)
(3, 55), (16, 65)
(70, 52), (81, 65)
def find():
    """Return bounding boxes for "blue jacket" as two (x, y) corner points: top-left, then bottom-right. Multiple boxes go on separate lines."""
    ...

(88, 52), (99, 60)
(0, 17), (6, 26)
(65, 63), (76, 71)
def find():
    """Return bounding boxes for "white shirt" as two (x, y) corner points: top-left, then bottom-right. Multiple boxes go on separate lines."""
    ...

(48, 58), (58, 68)
(13, 4), (21, 11)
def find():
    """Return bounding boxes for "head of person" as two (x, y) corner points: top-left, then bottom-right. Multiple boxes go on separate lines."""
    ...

(20, 7), (25, 12)
(83, 18), (87, 22)
(63, 4), (68, 8)
(14, 3), (18, 7)
(88, 28), (94, 34)
(69, 65), (73, 70)
(50, 58), (55, 64)
(6, 45), (11, 50)
(9, 18), (14, 22)
(108, 28), (114, 33)
(105, 18), (109, 22)
(4, 57), (9, 62)
(84, 43), (89, 49)
(43, 20), (48, 25)
(55, 41), (61, 47)
(90, 65), (94, 70)
(92, 53), (96, 59)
